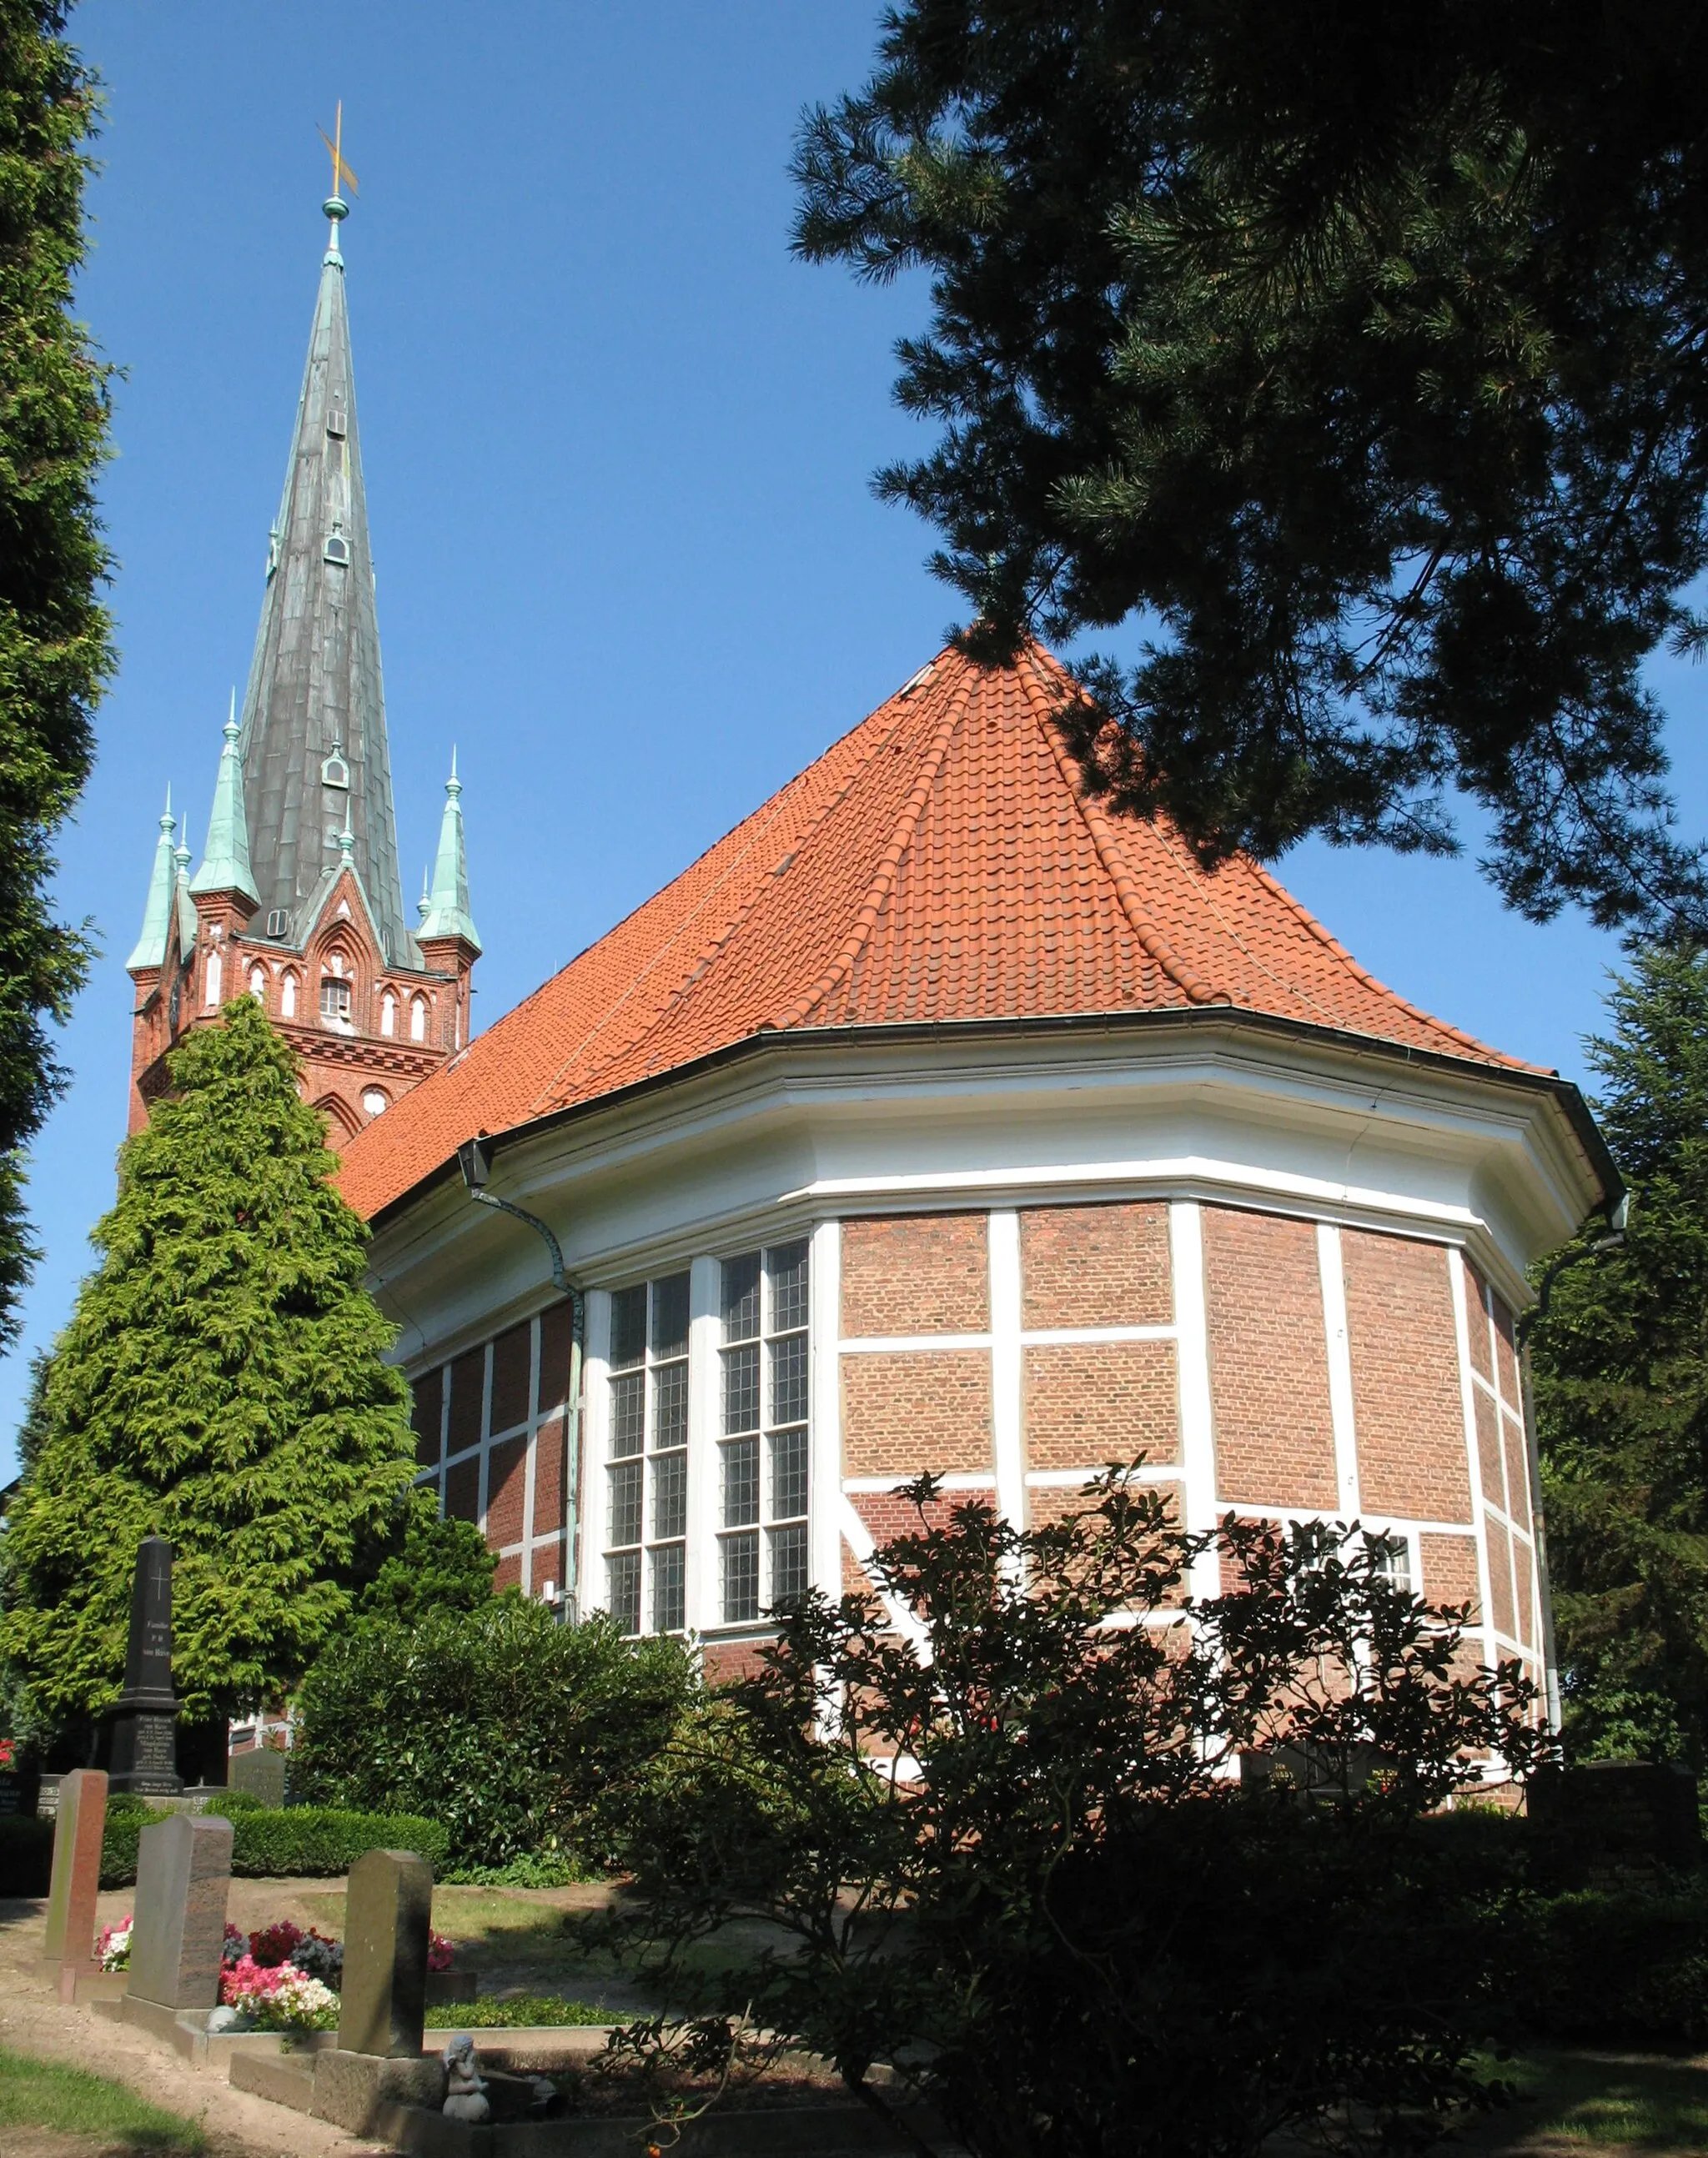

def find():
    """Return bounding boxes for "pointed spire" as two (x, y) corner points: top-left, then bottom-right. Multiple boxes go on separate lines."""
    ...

(417, 865), (430, 924)
(173, 816), (198, 955)
(416, 751), (481, 951)
(235, 178), (409, 960)
(190, 693), (260, 907)
(126, 791), (180, 971)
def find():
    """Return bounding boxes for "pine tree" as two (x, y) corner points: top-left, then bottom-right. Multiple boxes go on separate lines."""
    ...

(0, 4), (115, 1340)
(1, 998), (416, 1724)
(1530, 947), (1708, 1768)
(793, 3), (1708, 936)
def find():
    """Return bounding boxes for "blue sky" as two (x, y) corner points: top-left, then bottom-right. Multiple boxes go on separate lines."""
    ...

(3, 2), (1704, 1473)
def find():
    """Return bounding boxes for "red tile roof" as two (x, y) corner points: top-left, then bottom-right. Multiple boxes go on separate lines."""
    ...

(339, 644), (1535, 1221)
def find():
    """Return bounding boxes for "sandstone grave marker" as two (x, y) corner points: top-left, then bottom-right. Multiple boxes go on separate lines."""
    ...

(126, 1809), (233, 2011)
(338, 1846), (432, 2058)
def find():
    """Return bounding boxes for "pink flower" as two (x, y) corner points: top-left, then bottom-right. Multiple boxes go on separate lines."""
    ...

(428, 1929), (455, 1974)
(0, 1738), (16, 1770)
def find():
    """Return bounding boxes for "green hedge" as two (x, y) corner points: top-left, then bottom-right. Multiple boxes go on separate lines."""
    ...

(99, 1801), (448, 1888)
(0, 1814), (53, 1896)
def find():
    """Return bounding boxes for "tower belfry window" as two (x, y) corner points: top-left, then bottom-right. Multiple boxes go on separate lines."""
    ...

(324, 520), (350, 567)
(320, 742), (350, 790)
(326, 403), (347, 439)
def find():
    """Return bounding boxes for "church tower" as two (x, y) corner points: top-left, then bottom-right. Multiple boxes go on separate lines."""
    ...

(127, 177), (480, 1139)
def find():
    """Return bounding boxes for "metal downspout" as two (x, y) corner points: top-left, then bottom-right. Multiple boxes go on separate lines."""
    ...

(458, 1137), (584, 1623)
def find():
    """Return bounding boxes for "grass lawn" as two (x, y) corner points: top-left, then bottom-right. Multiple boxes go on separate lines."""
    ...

(0, 2045), (204, 2152)
(1473, 2051), (1708, 2152)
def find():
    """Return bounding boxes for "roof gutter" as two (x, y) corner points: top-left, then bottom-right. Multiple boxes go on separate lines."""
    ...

(457, 1136), (583, 1624)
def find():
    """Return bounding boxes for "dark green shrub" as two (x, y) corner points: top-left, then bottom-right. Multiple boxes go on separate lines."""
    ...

(292, 1600), (693, 1870)
(0, 1814), (53, 1895)
(1516, 1882), (1708, 2046)
(98, 1801), (447, 1887)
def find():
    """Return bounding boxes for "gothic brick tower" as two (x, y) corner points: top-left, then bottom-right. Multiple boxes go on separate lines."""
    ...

(127, 184), (480, 1139)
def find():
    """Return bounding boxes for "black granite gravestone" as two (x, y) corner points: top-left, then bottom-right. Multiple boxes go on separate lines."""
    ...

(105, 1537), (183, 1796)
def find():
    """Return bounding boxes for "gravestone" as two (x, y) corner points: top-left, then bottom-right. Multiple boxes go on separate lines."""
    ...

(338, 1847), (432, 2058)
(105, 1537), (182, 1796)
(126, 1810), (233, 2011)
(41, 1767), (107, 1969)
(229, 1745), (287, 1808)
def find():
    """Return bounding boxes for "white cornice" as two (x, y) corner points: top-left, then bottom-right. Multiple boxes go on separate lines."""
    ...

(364, 1016), (1610, 1372)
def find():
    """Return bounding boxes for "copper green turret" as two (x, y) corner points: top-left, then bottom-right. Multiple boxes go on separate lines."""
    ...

(415, 751), (481, 952)
(126, 795), (179, 971)
(189, 699), (259, 907)
(233, 192), (409, 960)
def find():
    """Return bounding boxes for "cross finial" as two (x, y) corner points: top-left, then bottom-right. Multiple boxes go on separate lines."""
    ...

(318, 101), (357, 234)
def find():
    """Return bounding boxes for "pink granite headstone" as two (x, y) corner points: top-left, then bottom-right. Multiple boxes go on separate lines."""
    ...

(41, 1766), (107, 1974)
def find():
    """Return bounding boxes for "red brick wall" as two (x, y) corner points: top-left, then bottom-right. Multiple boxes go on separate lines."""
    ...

(1502, 1414), (1534, 1534)
(841, 1214), (989, 1335)
(411, 1367), (442, 1470)
(1022, 1340), (1178, 1469)
(490, 1322), (531, 1434)
(1019, 1202), (1171, 1328)
(1202, 1207), (1339, 1508)
(1462, 1262), (1494, 1382)
(1420, 1533), (1481, 1621)
(447, 1348), (484, 1453)
(842, 1349), (993, 1475)
(1340, 1230), (1472, 1521)
(1473, 1390), (1505, 1513)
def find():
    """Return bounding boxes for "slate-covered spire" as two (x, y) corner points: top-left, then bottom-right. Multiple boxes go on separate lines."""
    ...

(189, 696), (259, 907)
(416, 751), (481, 951)
(127, 794), (179, 971)
(235, 189), (409, 961)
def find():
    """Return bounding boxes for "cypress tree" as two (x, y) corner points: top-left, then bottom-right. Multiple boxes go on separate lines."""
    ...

(1530, 947), (1708, 1768)
(1, 997), (415, 1724)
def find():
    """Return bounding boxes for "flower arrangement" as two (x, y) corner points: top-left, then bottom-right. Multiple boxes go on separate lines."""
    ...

(221, 1953), (339, 2033)
(98, 1916), (133, 1972)
(0, 1737), (16, 1771)
(429, 1929), (454, 1974)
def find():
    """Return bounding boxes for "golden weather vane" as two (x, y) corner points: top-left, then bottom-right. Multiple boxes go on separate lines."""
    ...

(317, 101), (359, 201)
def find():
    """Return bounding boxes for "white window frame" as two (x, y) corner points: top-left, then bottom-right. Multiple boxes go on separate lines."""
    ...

(715, 1240), (811, 1628)
(601, 1270), (691, 1638)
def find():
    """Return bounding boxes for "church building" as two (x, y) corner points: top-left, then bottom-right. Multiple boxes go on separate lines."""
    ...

(338, 646), (1615, 1723)
(127, 187), (480, 1142)
(133, 185), (1617, 1736)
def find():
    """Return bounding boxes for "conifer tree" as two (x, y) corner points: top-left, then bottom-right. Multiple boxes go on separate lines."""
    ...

(0, 4), (114, 1339)
(1, 998), (415, 1724)
(795, 3), (1708, 936)
(1530, 947), (1708, 1769)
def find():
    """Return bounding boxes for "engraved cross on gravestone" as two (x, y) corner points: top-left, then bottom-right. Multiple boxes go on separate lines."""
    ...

(106, 1536), (183, 1796)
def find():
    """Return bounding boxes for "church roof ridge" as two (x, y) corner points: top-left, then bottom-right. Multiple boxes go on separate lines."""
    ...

(338, 640), (1544, 1222)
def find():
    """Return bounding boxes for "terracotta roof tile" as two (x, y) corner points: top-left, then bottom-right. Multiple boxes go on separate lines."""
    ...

(339, 643), (1536, 1220)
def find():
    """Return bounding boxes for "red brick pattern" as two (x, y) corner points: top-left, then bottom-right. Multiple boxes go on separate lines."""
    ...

(1514, 1549), (1535, 1650)
(1022, 1341), (1178, 1468)
(1420, 1533), (1481, 1623)
(1461, 1262), (1494, 1382)
(1501, 1413), (1533, 1534)
(533, 1415), (565, 1543)
(1019, 1202), (1171, 1329)
(1202, 1207), (1338, 1508)
(701, 1640), (775, 1687)
(1486, 1525), (1518, 1642)
(485, 1435), (528, 1548)
(841, 1214), (989, 1336)
(1491, 1294), (1522, 1409)
(493, 1553), (521, 1593)
(490, 1322), (531, 1434)
(1340, 1231), (1471, 1522)
(1474, 1390), (1506, 1512)
(842, 1350), (993, 1475)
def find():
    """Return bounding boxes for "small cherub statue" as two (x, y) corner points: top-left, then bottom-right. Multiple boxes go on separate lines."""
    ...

(442, 2033), (491, 2123)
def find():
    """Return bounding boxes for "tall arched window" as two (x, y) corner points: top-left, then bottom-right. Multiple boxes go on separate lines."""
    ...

(280, 971), (298, 1019)
(410, 996), (427, 1043)
(380, 991), (396, 1037)
(203, 949), (222, 1007)
(249, 965), (266, 1002)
